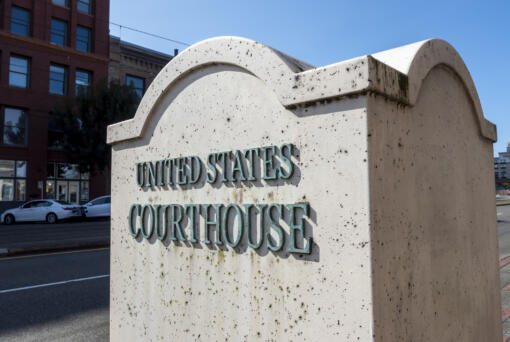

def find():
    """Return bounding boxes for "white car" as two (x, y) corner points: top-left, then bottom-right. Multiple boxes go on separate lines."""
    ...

(83, 196), (111, 218)
(1, 199), (83, 224)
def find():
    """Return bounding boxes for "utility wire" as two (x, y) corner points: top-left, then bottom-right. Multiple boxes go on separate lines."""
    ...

(109, 22), (190, 47)
(3, 13), (192, 49)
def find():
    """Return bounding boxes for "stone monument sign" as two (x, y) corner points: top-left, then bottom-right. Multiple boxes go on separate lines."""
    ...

(107, 37), (501, 341)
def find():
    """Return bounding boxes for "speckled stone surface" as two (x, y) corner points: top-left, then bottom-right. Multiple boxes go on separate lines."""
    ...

(108, 37), (501, 341)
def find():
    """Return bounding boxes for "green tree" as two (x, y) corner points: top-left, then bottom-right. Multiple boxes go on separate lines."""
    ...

(51, 79), (139, 181)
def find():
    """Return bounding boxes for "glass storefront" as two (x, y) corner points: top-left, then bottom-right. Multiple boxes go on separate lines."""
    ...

(45, 180), (55, 199)
(15, 179), (25, 200)
(0, 179), (14, 201)
(0, 159), (26, 201)
(46, 163), (89, 204)
(80, 181), (89, 202)
(0, 160), (90, 203)
(69, 181), (79, 203)
(56, 180), (68, 202)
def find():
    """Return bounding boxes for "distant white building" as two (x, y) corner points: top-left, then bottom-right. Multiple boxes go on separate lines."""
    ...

(495, 142), (510, 180)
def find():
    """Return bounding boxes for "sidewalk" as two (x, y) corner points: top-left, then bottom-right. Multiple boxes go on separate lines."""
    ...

(500, 256), (510, 341)
(498, 200), (510, 207)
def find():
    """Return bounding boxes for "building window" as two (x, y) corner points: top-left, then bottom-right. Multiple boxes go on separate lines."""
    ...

(49, 64), (67, 95)
(76, 26), (91, 52)
(10, 6), (30, 37)
(0, 160), (27, 201)
(9, 55), (29, 88)
(46, 163), (89, 203)
(77, 0), (92, 14)
(50, 19), (67, 46)
(2, 107), (27, 146)
(75, 70), (91, 95)
(48, 118), (64, 149)
(126, 75), (144, 98)
(52, 0), (68, 7)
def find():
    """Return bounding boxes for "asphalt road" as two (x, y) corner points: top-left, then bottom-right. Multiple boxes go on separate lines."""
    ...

(0, 208), (507, 341)
(0, 248), (110, 342)
(0, 219), (110, 253)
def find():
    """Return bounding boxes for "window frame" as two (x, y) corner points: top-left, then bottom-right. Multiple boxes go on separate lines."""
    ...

(91, 197), (108, 205)
(50, 18), (68, 47)
(1, 107), (28, 147)
(47, 117), (64, 150)
(46, 162), (90, 203)
(75, 69), (92, 96)
(51, 0), (69, 8)
(21, 201), (34, 209)
(77, 0), (92, 14)
(10, 6), (30, 37)
(9, 55), (30, 89)
(125, 74), (144, 98)
(76, 26), (91, 52)
(49, 63), (67, 96)
(0, 159), (27, 201)
(37, 201), (53, 207)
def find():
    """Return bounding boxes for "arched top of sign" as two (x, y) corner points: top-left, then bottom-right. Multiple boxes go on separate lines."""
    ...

(372, 39), (496, 142)
(107, 37), (496, 145)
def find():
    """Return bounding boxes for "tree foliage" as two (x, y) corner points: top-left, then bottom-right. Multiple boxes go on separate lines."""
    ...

(51, 79), (139, 174)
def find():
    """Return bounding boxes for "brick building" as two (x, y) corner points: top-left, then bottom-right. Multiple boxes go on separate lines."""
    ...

(0, 0), (109, 207)
(109, 35), (174, 98)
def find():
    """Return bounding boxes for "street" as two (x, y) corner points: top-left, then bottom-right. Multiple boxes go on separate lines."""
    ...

(0, 220), (110, 254)
(0, 249), (110, 342)
(0, 209), (508, 341)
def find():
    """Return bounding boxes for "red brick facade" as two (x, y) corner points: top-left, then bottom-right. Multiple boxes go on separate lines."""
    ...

(0, 0), (109, 204)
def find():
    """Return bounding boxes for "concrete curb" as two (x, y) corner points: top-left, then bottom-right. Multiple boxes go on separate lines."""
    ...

(497, 200), (510, 207)
(0, 242), (110, 258)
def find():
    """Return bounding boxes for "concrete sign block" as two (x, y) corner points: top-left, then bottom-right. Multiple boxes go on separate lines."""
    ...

(107, 37), (501, 341)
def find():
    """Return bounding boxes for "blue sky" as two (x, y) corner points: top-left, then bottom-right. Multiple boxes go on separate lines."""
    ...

(111, 0), (509, 155)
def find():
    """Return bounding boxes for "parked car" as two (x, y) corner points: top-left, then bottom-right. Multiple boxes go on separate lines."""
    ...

(1, 199), (83, 224)
(83, 196), (111, 218)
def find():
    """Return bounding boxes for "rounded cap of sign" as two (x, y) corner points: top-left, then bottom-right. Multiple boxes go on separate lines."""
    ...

(107, 37), (496, 145)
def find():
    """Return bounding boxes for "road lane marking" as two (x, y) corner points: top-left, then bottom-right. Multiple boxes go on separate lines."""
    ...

(0, 247), (109, 261)
(0, 274), (109, 294)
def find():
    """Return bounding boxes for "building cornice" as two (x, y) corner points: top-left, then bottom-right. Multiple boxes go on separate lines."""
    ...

(0, 31), (108, 64)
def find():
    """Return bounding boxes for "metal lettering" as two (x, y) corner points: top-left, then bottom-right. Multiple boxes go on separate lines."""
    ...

(261, 146), (278, 180)
(175, 158), (187, 185)
(185, 204), (200, 243)
(169, 204), (186, 241)
(243, 147), (259, 181)
(135, 163), (145, 187)
(189, 156), (202, 184)
(287, 203), (311, 254)
(222, 204), (244, 248)
(279, 143), (294, 179)
(141, 204), (155, 239)
(128, 204), (141, 237)
(267, 204), (284, 251)
(206, 154), (217, 183)
(202, 204), (223, 245)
